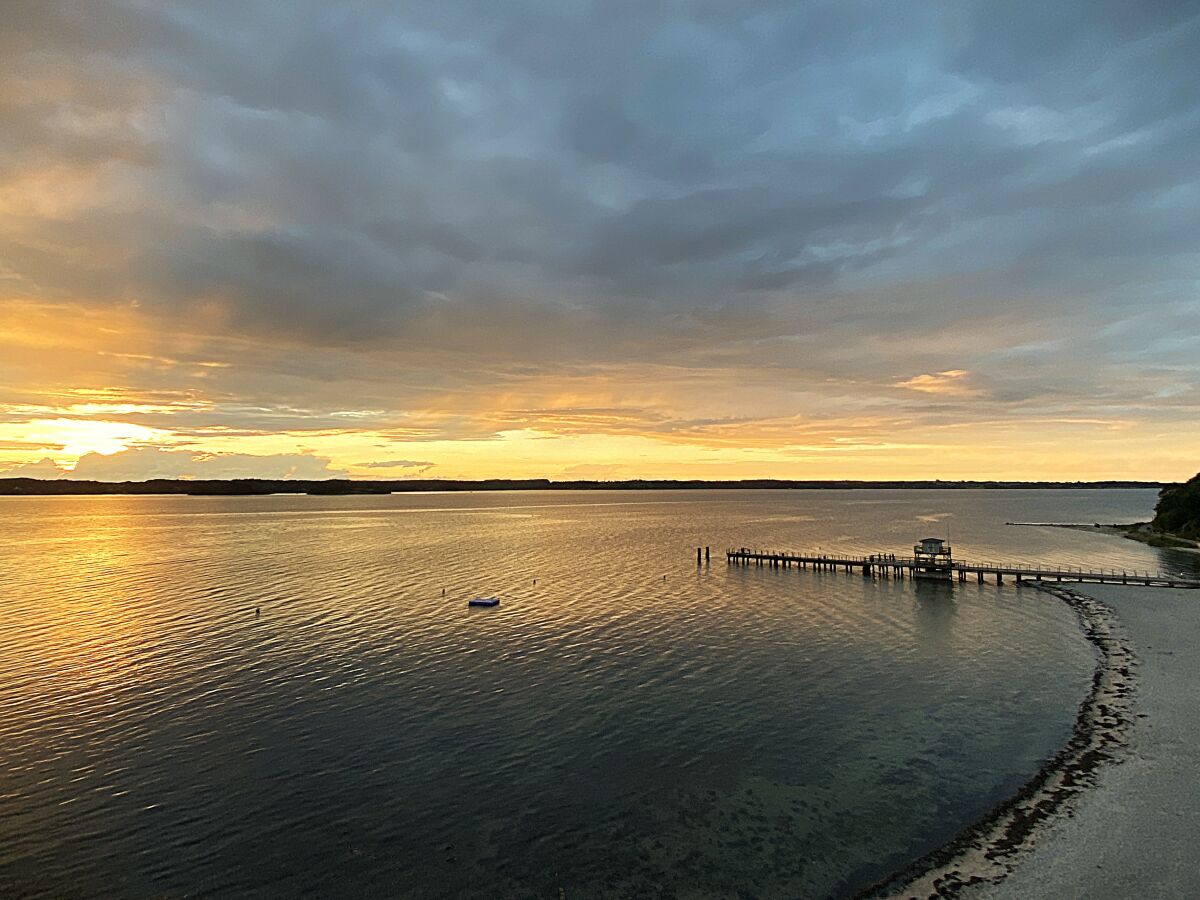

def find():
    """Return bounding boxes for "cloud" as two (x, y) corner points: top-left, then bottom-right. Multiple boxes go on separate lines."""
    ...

(6, 1), (1198, 343)
(895, 370), (980, 396)
(354, 459), (436, 473)
(0, 457), (65, 477)
(66, 447), (345, 481)
(0, 440), (64, 451)
(0, 2), (1198, 479)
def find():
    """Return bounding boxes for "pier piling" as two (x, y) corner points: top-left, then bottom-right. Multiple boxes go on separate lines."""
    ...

(720, 548), (1199, 589)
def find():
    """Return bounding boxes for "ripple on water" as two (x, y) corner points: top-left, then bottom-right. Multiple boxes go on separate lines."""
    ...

(0, 489), (1161, 897)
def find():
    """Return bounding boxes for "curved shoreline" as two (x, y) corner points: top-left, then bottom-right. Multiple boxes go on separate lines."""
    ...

(854, 584), (1137, 899)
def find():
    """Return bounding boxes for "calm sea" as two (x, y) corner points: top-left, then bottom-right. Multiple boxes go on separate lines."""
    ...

(0, 489), (1190, 898)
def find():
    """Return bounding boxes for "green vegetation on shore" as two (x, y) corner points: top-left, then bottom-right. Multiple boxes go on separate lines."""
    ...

(1153, 472), (1200, 540)
(0, 476), (1166, 496)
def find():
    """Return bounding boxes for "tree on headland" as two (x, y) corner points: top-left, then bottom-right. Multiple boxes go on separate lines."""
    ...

(1153, 472), (1200, 539)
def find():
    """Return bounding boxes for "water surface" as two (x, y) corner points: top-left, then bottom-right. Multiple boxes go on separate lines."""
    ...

(0, 489), (1176, 897)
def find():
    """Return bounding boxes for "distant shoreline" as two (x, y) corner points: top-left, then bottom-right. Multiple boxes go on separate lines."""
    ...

(0, 477), (1167, 497)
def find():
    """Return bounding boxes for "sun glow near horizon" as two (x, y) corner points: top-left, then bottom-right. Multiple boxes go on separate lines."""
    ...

(0, 298), (1196, 482)
(1, 4), (1197, 483)
(2, 386), (1197, 483)
(0, 323), (1196, 481)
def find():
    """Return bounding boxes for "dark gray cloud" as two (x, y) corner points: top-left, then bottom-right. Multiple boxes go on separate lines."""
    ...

(2, 0), (1199, 465)
(9, 3), (1199, 322)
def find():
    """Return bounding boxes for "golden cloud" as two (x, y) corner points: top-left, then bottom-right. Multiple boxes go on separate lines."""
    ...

(894, 369), (980, 396)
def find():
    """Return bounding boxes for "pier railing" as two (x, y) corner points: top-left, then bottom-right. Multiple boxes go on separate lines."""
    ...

(724, 547), (1200, 589)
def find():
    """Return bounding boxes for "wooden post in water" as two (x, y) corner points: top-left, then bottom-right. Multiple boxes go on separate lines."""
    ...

(697, 547), (702, 565)
(705, 546), (710, 563)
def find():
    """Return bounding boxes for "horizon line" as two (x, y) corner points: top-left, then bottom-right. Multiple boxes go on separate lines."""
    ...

(0, 475), (1169, 496)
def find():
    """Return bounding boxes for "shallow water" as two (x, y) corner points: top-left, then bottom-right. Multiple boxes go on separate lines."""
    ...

(0, 489), (1179, 897)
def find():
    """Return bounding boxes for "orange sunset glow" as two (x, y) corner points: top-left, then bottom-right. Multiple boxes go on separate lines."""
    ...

(2, 4), (1198, 483)
(7, 8), (1200, 900)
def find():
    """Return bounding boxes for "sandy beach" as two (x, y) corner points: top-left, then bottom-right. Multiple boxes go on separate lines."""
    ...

(973, 583), (1200, 899)
(873, 582), (1200, 899)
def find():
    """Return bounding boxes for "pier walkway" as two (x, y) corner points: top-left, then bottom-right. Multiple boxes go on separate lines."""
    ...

(725, 548), (1200, 588)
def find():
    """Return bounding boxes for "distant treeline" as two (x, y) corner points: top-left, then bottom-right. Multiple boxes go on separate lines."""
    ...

(1153, 471), (1200, 539)
(0, 477), (1167, 496)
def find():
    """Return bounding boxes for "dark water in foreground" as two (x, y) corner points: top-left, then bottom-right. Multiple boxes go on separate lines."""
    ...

(0, 489), (1188, 898)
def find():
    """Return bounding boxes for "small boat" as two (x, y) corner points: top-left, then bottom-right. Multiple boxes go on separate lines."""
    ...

(468, 597), (500, 608)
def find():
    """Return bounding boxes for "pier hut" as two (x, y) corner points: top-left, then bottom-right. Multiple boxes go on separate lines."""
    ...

(913, 537), (953, 580)
(725, 542), (1200, 588)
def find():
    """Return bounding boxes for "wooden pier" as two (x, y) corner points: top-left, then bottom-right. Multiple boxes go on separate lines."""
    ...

(725, 548), (1200, 589)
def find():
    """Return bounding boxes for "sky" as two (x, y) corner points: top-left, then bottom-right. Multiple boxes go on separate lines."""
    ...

(2, 1), (1198, 482)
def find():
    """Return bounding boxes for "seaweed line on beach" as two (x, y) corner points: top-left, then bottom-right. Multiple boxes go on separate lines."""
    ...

(853, 584), (1137, 900)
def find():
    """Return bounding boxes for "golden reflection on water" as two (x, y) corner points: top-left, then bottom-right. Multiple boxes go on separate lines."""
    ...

(0, 489), (1169, 898)
(4, 504), (156, 748)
